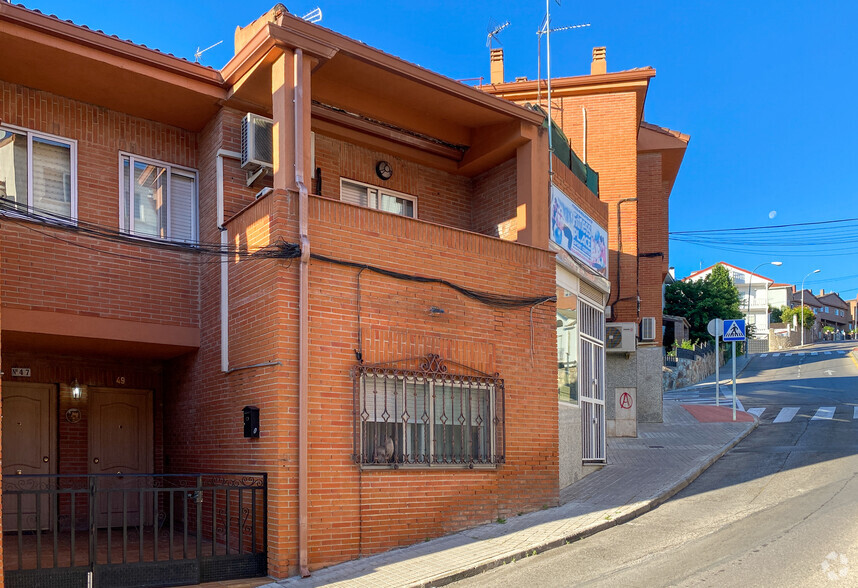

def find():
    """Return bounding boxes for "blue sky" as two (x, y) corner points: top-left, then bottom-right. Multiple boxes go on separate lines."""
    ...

(24, 1), (858, 298)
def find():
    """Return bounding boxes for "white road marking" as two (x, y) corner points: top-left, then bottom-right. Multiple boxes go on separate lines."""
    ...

(854, 407), (858, 420)
(773, 353), (781, 357)
(811, 352), (818, 356)
(824, 351), (831, 355)
(811, 407), (836, 421)
(786, 353), (794, 357)
(824, 369), (835, 376)
(747, 407), (765, 418)
(773, 407), (800, 423)
(760, 353), (768, 358)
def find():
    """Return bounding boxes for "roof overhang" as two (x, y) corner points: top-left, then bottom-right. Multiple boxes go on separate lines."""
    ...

(0, 3), (227, 131)
(638, 121), (690, 197)
(222, 11), (545, 176)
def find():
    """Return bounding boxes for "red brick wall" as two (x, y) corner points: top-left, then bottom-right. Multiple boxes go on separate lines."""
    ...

(0, 81), (200, 327)
(312, 133), (472, 230)
(637, 151), (668, 344)
(552, 93), (639, 322)
(306, 196), (557, 568)
(471, 157), (517, 240)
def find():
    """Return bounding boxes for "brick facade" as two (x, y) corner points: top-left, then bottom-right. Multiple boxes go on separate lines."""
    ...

(0, 7), (569, 583)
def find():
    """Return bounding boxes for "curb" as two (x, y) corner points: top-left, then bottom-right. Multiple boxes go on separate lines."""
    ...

(418, 417), (759, 588)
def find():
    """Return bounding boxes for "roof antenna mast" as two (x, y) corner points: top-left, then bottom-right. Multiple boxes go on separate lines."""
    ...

(537, 0), (589, 175)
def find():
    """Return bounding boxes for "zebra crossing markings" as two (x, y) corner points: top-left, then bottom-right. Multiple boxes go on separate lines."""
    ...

(758, 350), (847, 360)
(772, 407), (800, 423)
(747, 407), (765, 418)
(811, 406), (836, 420)
(855, 407), (858, 420)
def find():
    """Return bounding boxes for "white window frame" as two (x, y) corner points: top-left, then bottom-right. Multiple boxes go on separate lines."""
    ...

(119, 152), (198, 243)
(0, 123), (78, 222)
(339, 177), (418, 218)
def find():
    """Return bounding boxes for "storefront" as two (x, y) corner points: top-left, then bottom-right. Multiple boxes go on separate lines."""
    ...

(551, 184), (611, 488)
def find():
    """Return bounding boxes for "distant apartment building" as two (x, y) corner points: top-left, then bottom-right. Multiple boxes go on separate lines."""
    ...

(685, 262), (781, 338)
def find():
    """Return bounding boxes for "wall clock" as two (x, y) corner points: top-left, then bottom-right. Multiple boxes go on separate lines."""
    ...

(376, 160), (392, 180)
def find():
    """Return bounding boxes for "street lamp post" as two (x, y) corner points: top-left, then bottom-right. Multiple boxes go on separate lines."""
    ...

(801, 269), (821, 347)
(747, 262), (782, 347)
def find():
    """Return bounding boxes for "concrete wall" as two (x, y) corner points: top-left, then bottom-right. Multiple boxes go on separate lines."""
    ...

(636, 346), (663, 423)
(606, 352), (636, 435)
(558, 402), (583, 489)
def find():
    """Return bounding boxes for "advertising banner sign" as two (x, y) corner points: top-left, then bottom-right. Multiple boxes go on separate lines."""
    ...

(550, 185), (608, 277)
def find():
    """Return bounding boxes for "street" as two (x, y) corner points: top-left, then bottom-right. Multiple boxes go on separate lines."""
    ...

(453, 341), (858, 587)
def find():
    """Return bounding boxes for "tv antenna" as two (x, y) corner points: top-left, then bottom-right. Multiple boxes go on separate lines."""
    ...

(536, 20), (589, 104)
(194, 40), (223, 63)
(536, 0), (590, 175)
(486, 20), (510, 49)
(302, 7), (323, 24)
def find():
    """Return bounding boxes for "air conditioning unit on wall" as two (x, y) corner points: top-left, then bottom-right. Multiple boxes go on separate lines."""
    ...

(640, 317), (656, 341)
(605, 322), (636, 353)
(241, 113), (274, 170)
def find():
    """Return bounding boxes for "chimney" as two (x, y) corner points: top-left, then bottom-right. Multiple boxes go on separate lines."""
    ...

(490, 48), (504, 84)
(819, 289), (825, 296)
(591, 47), (607, 75)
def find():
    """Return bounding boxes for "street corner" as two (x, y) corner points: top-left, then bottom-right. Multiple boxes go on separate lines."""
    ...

(681, 404), (755, 423)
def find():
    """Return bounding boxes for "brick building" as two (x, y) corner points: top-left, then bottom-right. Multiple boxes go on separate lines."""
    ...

(483, 47), (689, 432)
(0, 3), (615, 585)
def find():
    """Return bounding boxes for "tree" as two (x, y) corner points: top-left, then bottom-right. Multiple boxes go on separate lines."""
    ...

(664, 264), (743, 343)
(781, 305), (815, 330)
(770, 305), (786, 323)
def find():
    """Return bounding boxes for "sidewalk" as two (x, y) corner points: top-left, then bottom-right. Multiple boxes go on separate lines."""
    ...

(266, 401), (757, 588)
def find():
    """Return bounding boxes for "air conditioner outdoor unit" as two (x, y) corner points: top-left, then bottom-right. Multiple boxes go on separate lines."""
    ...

(641, 317), (656, 341)
(241, 113), (274, 170)
(605, 322), (636, 353)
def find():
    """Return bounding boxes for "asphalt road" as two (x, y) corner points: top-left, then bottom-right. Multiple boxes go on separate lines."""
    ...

(453, 341), (858, 588)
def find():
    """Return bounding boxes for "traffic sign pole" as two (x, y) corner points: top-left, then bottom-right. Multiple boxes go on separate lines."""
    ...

(732, 341), (737, 421)
(715, 321), (721, 406)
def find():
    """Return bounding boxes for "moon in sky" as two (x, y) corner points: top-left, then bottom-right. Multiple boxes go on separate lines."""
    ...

(769, 210), (777, 219)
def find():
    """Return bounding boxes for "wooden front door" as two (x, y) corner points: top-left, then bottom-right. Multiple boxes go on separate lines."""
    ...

(88, 388), (153, 527)
(2, 382), (57, 531)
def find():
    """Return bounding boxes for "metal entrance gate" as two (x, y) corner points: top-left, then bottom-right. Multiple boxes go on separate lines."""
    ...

(579, 300), (606, 463)
(2, 473), (267, 588)
(748, 336), (769, 354)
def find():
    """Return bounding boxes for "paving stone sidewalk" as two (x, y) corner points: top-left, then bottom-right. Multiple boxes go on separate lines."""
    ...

(266, 400), (757, 588)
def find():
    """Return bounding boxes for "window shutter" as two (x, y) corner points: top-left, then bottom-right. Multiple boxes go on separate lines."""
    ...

(340, 180), (367, 207)
(32, 137), (72, 217)
(170, 173), (195, 242)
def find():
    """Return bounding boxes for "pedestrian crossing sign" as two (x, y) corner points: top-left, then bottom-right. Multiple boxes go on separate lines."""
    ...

(722, 319), (746, 341)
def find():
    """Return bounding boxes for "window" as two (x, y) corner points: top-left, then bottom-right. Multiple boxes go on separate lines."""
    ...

(120, 153), (198, 242)
(354, 354), (503, 467)
(0, 125), (76, 220)
(340, 178), (416, 218)
(557, 285), (578, 404)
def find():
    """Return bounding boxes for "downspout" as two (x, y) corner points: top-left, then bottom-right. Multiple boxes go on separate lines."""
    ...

(582, 108), (587, 165)
(294, 47), (311, 579)
(216, 149), (242, 373)
(610, 197), (638, 313)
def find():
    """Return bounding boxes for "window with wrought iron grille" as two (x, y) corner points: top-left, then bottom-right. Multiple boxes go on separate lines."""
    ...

(352, 354), (504, 468)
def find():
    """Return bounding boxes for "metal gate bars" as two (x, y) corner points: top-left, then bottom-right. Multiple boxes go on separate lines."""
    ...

(2, 473), (267, 588)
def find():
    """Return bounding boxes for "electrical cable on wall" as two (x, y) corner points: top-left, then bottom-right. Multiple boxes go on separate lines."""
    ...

(0, 198), (301, 263)
(310, 253), (556, 309)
